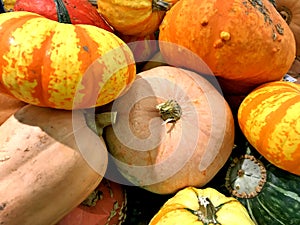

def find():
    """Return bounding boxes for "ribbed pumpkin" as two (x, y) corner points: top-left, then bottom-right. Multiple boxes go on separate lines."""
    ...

(149, 187), (255, 225)
(274, 0), (300, 56)
(57, 178), (127, 225)
(224, 143), (300, 225)
(96, 0), (179, 37)
(0, 92), (26, 125)
(159, 0), (296, 95)
(238, 81), (300, 175)
(0, 104), (108, 225)
(0, 11), (136, 110)
(104, 66), (235, 194)
(14, 0), (113, 31)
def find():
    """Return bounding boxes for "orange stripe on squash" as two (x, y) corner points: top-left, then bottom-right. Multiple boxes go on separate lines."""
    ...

(238, 81), (300, 175)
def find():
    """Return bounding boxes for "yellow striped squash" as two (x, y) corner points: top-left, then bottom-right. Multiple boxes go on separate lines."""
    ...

(0, 11), (136, 110)
(149, 187), (255, 225)
(238, 81), (300, 175)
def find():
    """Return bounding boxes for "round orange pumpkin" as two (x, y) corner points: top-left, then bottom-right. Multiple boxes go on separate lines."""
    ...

(159, 0), (296, 95)
(57, 178), (127, 225)
(274, 0), (300, 56)
(104, 66), (235, 194)
(0, 11), (136, 110)
(96, 0), (179, 37)
(238, 81), (300, 175)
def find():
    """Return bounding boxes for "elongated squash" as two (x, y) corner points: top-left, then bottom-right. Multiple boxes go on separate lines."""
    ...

(0, 105), (108, 225)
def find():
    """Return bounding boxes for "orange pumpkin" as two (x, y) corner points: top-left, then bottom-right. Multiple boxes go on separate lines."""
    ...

(14, 0), (113, 31)
(96, 0), (179, 37)
(57, 178), (127, 225)
(238, 81), (300, 175)
(0, 92), (26, 125)
(0, 11), (136, 110)
(104, 66), (235, 194)
(274, 0), (300, 56)
(159, 0), (296, 95)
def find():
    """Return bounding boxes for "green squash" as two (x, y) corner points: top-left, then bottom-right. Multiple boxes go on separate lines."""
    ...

(224, 143), (300, 225)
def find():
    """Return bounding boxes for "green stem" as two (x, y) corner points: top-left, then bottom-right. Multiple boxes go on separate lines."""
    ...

(85, 111), (117, 136)
(153, 0), (173, 11)
(54, 0), (71, 24)
(156, 99), (182, 124)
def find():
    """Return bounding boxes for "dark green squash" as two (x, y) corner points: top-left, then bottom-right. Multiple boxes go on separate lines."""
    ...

(224, 143), (300, 225)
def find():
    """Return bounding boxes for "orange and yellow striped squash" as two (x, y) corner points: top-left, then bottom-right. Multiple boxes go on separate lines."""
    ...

(0, 11), (136, 110)
(238, 81), (300, 175)
(96, 0), (179, 37)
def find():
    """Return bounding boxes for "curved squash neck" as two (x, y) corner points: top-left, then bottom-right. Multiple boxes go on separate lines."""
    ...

(54, 0), (71, 24)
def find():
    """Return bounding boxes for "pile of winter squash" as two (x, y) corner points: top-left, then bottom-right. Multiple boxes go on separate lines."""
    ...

(0, 0), (299, 224)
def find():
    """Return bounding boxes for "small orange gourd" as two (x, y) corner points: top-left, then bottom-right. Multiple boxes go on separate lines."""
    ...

(97, 0), (179, 37)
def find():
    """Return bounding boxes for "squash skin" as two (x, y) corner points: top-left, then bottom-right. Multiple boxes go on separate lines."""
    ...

(0, 92), (26, 125)
(96, 0), (179, 37)
(57, 178), (127, 225)
(149, 187), (255, 225)
(104, 66), (235, 194)
(0, 11), (136, 110)
(238, 81), (300, 175)
(275, 0), (300, 56)
(13, 0), (113, 31)
(0, 105), (108, 225)
(159, 0), (296, 95)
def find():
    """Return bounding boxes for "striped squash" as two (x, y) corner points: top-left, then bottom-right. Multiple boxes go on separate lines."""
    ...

(238, 81), (300, 175)
(0, 11), (136, 110)
(149, 187), (255, 225)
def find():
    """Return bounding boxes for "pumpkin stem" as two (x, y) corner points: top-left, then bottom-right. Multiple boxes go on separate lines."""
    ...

(152, 0), (173, 11)
(277, 6), (292, 25)
(156, 100), (182, 124)
(225, 153), (267, 198)
(85, 111), (117, 136)
(184, 188), (221, 225)
(54, 0), (72, 24)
